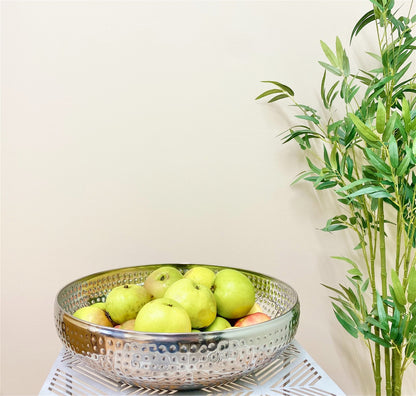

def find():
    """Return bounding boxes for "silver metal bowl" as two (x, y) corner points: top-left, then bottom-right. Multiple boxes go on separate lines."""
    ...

(55, 263), (300, 391)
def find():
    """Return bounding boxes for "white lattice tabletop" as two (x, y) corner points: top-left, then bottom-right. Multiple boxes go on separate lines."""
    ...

(39, 340), (345, 396)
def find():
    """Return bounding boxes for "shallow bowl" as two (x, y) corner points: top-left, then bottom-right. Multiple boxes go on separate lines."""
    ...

(55, 263), (300, 391)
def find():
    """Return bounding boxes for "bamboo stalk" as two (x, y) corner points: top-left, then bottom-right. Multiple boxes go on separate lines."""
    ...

(378, 200), (391, 395)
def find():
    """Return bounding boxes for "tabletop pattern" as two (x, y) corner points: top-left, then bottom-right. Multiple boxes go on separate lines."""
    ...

(40, 340), (345, 396)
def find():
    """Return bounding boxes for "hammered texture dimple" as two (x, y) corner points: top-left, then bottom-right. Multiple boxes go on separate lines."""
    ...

(55, 264), (300, 391)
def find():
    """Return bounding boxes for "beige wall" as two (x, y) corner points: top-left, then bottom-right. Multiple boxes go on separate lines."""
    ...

(1, 1), (415, 395)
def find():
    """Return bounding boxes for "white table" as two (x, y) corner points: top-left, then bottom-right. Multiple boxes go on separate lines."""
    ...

(40, 340), (345, 395)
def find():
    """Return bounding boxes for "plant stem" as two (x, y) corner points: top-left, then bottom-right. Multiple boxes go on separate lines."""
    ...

(392, 348), (403, 396)
(378, 199), (391, 395)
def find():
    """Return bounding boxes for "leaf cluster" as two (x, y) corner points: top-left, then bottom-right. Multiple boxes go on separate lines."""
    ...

(326, 262), (416, 365)
(256, 0), (416, 384)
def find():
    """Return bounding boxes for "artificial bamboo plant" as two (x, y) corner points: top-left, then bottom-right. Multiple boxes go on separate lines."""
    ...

(257, 1), (416, 395)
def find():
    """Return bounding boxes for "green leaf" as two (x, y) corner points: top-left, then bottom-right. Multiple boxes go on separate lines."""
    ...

(348, 113), (379, 143)
(320, 71), (328, 109)
(363, 331), (391, 348)
(333, 304), (359, 338)
(306, 157), (321, 174)
(336, 178), (373, 194)
(290, 171), (315, 186)
(364, 148), (391, 175)
(322, 283), (348, 299)
(268, 93), (290, 103)
(322, 223), (348, 232)
(348, 268), (363, 277)
(318, 61), (342, 76)
(321, 40), (338, 67)
(402, 98), (411, 132)
(346, 85), (359, 103)
(362, 278), (370, 292)
(316, 181), (338, 190)
(346, 185), (391, 199)
(382, 112), (398, 142)
(327, 81), (340, 107)
(366, 316), (389, 332)
(295, 115), (320, 125)
(405, 334), (416, 359)
(396, 153), (411, 176)
(390, 285), (406, 313)
(350, 10), (375, 43)
(388, 135), (399, 169)
(391, 269), (407, 306)
(376, 292), (388, 329)
(342, 52), (350, 77)
(407, 267), (416, 303)
(261, 81), (294, 96)
(390, 307), (401, 341)
(336, 37), (344, 66)
(255, 88), (283, 100)
(329, 145), (338, 170)
(331, 256), (359, 269)
(376, 102), (386, 134)
(339, 285), (360, 309)
(406, 315), (416, 338)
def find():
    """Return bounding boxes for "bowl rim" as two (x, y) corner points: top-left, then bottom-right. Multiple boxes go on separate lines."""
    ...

(56, 263), (300, 338)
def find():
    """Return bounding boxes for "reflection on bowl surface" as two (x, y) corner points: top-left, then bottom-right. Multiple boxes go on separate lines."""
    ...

(55, 263), (300, 391)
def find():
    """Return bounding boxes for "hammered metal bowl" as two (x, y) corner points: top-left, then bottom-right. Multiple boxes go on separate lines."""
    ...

(55, 263), (300, 391)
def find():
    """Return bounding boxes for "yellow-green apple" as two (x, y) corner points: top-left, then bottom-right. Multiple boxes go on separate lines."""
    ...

(105, 284), (151, 324)
(164, 278), (217, 329)
(134, 298), (192, 333)
(204, 316), (232, 331)
(213, 269), (255, 319)
(144, 266), (183, 299)
(184, 266), (216, 290)
(90, 302), (107, 310)
(247, 302), (263, 315)
(234, 312), (271, 327)
(73, 306), (113, 327)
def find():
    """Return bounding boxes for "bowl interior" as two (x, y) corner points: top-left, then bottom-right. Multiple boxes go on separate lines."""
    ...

(57, 263), (298, 323)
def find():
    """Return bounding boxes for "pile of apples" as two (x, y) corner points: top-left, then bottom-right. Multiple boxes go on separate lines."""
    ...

(72, 266), (271, 333)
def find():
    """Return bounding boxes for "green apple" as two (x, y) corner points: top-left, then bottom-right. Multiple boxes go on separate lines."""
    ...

(204, 316), (232, 331)
(90, 302), (106, 310)
(105, 284), (151, 324)
(164, 278), (216, 329)
(134, 298), (192, 333)
(184, 266), (216, 290)
(144, 266), (183, 299)
(213, 269), (255, 319)
(73, 306), (113, 327)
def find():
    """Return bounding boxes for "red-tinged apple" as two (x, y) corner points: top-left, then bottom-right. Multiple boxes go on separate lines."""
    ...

(73, 306), (113, 327)
(144, 266), (183, 299)
(106, 284), (151, 324)
(119, 319), (136, 330)
(213, 269), (255, 319)
(134, 297), (192, 333)
(164, 278), (217, 329)
(234, 312), (271, 328)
